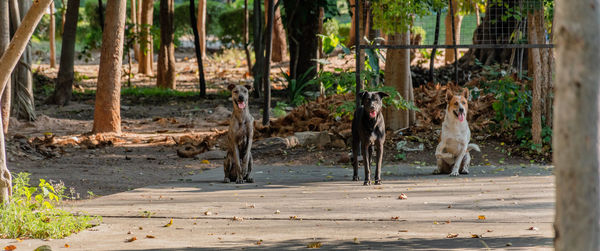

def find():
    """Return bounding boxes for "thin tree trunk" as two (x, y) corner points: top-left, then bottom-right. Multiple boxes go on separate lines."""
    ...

(0, 0), (11, 134)
(554, 0), (600, 248)
(384, 31), (413, 130)
(49, 1), (56, 68)
(130, 0), (140, 64)
(347, 0), (356, 47)
(49, 0), (79, 106)
(252, 0), (263, 98)
(444, 0), (462, 64)
(157, 0), (176, 89)
(0, 0), (53, 204)
(196, 0), (206, 57)
(263, 0), (274, 125)
(139, 0), (153, 75)
(430, 9), (441, 83)
(243, 0), (252, 75)
(92, 0), (126, 134)
(265, 0), (286, 62)
(10, 0), (35, 121)
(189, 0), (206, 96)
(97, 0), (104, 31)
(527, 11), (543, 147)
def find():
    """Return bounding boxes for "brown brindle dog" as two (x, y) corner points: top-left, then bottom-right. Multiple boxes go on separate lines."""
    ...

(223, 84), (254, 184)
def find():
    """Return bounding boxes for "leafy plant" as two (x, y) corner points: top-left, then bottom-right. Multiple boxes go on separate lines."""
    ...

(0, 173), (99, 239)
(282, 67), (316, 106)
(272, 102), (288, 118)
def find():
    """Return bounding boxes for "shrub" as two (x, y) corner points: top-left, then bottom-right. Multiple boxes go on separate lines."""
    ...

(218, 7), (261, 47)
(0, 173), (99, 239)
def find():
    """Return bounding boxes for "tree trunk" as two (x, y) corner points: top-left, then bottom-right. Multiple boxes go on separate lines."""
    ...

(189, 0), (206, 96)
(139, 0), (153, 75)
(0, 0), (11, 134)
(384, 31), (414, 130)
(49, 1), (56, 68)
(430, 9), (441, 83)
(265, 0), (286, 62)
(196, 0), (206, 57)
(157, 0), (176, 89)
(130, 0), (140, 64)
(528, 11), (543, 147)
(10, 0), (36, 121)
(49, 0), (79, 106)
(92, 0), (126, 134)
(59, 0), (65, 33)
(263, 0), (274, 125)
(97, 0), (104, 31)
(283, 0), (319, 81)
(444, 0), (462, 64)
(0, 0), (52, 204)
(243, 0), (252, 75)
(252, 0), (263, 97)
(554, 0), (600, 249)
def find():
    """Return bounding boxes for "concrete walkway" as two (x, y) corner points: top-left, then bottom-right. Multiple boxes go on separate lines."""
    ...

(1, 164), (554, 250)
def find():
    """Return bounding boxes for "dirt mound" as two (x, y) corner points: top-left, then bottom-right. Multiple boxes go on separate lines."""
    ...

(414, 81), (495, 132)
(255, 94), (355, 139)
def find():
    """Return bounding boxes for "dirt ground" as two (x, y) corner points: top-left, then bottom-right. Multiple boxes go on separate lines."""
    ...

(6, 48), (538, 199)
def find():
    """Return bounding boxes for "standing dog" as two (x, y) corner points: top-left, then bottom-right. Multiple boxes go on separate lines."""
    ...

(352, 91), (389, 185)
(223, 84), (254, 184)
(435, 88), (480, 176)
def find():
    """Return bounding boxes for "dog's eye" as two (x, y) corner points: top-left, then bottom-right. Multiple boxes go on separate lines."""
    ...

(454, 102), (458, 106)
(462, 101), (466, 105)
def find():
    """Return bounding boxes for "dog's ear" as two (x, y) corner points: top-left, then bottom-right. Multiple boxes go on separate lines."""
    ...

(462, 87), (470, 100)
(377, 92), (389, 99)
(446, 89), (454, 103)
(227, 84), (236, 91)
(244, 84), (253, 92)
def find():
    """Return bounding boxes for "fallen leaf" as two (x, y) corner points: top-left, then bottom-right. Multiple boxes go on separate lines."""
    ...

(447, 204), (452, 208)
(33, 246), (51, 251)
(146, 235), (156, 239)
(201, 159), (210, 164)
(164, 219), (173, 227)
(4, 245), (16, 251)
(528, 226), (539, 231)
(289, 216), (300, 220)
(446, 233), (459, 238)
(64, 243), (70, 248)
(506, 242), (513, 246)
(233, 216), (244, 221)
(353, 237), (360, 244)
(274, 210), (280, 214)
(471, 234), (481, 238)
(391, 216), (400, 221)
(204, 211), (212, 216)
(127, 237), (137, 242)
(256, 239), (263, 245)
(398, 230), (408, 232)
(398, 193), (408, 200)
(478, 215), (486, 220)
(307, 242), (323, 248)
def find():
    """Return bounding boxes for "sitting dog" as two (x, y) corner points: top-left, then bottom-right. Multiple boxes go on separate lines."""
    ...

(351, 91), (389, 185)
(223, 84), (254, 184)
(435, 87), (480, 176)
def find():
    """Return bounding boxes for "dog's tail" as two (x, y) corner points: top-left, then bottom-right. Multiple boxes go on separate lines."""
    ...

(467, 143), (481, 153)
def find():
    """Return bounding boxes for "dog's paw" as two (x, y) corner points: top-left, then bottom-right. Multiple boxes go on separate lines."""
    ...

(459, 169), (469, 174)
(352, 176), (360, 181)
(374, 180), (382, 185)
(246, 177), (254, 183)
(432, 169), (442, 175)
(449, 171), (460, 177)
(363, 180), (371, 186)
(223, 177), (231, 183)
(236, 178), (245, 184)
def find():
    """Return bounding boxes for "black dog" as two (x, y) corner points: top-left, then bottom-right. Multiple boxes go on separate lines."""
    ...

(351, 91), (388, 185)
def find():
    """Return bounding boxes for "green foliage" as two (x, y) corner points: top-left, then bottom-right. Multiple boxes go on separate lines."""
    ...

(217, 7), (259, 46)
(282, 67), (316, 106)
(371, 0), (431, 35)
(272, 102), (289, 118)
(0, 173), (98, 239)
(315, 68), (355, 96)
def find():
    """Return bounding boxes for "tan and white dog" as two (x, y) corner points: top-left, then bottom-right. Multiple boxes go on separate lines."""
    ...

(435, 87), (480, 176)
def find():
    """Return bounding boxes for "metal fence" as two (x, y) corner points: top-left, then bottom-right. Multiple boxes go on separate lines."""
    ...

(353, 0), (554, 99)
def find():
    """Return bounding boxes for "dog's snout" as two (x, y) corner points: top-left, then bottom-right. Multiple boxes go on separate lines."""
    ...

(458, 107), (464, 113)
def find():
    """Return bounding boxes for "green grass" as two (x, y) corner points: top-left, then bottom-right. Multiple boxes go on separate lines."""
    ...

(0, 173), (99, 239)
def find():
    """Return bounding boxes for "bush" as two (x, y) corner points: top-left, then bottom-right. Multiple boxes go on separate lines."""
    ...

(218, 7), (261, 47)
(0, 173), (98, 239)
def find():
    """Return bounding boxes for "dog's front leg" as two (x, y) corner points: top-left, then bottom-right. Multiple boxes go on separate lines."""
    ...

(232, 144), (244, 184)
(449, 145), (467, 177)
(361, 142), (371, 185)
(242, 128), (254, 183)
(374, 140), (384, 185)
